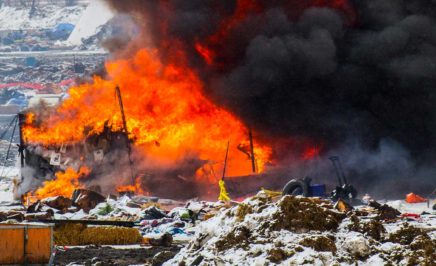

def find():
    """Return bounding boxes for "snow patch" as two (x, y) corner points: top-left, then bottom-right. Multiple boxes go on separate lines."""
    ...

(66, 0), (114, 46)
(0, 5), (84, 31)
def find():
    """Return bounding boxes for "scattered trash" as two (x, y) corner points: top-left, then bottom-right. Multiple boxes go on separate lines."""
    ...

(361, 193), (372, 204)
(165, 192), (435, 266)
(141, 206), (167, 220)
(72, 189), (105, 213)
(334, 198), (353, 213)
(368, 200), (401, 221)
(42, 196), (72, 212)
(401, 213), (421, 221)
(405, 193), (427, 203)
(146, 233), (173, 247)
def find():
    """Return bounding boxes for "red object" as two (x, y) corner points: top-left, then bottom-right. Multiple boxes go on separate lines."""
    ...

(401, 213), (421, 221)
(0, 79), (75, 90)
(58, 79), (74, 86)
(302, 145), (321, 160)
(405, 193), (427, 203)
(0, 82), (44, 90)
(401, 213), (421, 219)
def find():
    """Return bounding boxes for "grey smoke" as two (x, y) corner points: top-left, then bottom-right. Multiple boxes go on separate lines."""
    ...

(104, 0), (436, 196)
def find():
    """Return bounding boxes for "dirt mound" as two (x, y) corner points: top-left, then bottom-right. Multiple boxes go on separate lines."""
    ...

(271, 196), (345, 232)
(299, 235), (337, 253)
(165, 192), (436, 265)
(348, 214), (386, 241)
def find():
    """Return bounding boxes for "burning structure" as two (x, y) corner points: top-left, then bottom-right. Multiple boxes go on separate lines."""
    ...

(18, 0), (436, 200)
(18, 50), (273, 200)
(2, 1), (435, 265)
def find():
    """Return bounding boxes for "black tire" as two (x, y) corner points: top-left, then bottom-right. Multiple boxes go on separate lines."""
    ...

(282, 179), (309, 196)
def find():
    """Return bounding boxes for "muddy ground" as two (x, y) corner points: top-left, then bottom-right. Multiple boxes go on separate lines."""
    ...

(53, 245), (181, 266)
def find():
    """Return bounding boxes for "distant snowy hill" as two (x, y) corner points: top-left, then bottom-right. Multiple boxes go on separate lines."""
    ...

(0, 4), (85, 31)
(67, 0), (114, 46)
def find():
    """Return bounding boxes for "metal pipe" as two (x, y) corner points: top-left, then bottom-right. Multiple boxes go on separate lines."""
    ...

(329, 156), (343, 186)
(249, 128), (256, 173)
(222, 141), (230, 181)
(336, 157), (348, 184)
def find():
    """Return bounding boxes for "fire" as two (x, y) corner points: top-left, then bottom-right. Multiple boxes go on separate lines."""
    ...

(302, 145), (321, 160)
(117, 176), (145, 195)
(23, 49), (272, 185)
(25, 167), (89, 201)
(19, 0), (359, 197)
(194, 0), (357, 66)
(195, 0), (262, 67)
(195, 43), (215, 66)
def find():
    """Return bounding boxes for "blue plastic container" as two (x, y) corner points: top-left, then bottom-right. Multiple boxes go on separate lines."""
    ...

(309, 184), (326, 197)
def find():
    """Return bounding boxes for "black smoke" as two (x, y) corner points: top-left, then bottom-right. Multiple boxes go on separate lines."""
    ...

(105, 0), (436, 197)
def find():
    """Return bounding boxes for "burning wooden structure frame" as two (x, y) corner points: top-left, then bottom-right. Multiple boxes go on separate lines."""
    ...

(16, 86), (140, 197)
(16, 85), (283, 200)
(18, 112), (131, 182)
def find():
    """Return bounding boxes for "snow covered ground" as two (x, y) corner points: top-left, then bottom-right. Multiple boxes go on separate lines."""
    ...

(0, 4), (85, 31)
(0, 50), (107, 58)
(1, 173), (435, 265)
(166, 193), (436, 266)
(0, 1), (110, 115)
(66, 0), (114, 46)
(0, 167), (20, 203)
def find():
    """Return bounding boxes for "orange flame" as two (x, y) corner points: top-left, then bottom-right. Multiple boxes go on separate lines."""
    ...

(23, 49), (272, 187)
(117, 176), (146, 195)
(194, 0), (357, 66)
(25, 167), (89, 201)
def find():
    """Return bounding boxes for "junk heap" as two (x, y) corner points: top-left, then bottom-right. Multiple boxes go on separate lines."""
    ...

(1, 185), (435, 265)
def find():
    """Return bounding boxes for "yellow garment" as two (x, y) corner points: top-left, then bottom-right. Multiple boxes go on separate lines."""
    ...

(218, 179), (231, 201)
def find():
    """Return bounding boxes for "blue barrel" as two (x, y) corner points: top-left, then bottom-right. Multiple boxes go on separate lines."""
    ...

(309, 184), (326, 197)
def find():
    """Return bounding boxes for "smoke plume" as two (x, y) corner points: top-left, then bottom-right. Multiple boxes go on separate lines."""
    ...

(103, 0), (436, 197)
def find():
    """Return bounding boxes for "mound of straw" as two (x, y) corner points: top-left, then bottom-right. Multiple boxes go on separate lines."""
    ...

(54, 223), (142, 245)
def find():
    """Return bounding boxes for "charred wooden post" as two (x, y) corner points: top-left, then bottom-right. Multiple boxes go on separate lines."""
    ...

(115, 85), (136, 186)
(18, 113), (27, 168)
(249, 128), (256, 173)
(222, 141), (230, 181)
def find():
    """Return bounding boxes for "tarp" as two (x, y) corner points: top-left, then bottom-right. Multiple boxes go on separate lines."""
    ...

(405, 193), (426, 203)
(54, 23), (75, 32)
(0, 79), (75, 90)
(51, 23), (75, 39)
(0, 82), (44, 90)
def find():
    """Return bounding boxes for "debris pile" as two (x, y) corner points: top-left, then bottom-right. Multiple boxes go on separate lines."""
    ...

(2, 187), (218, 248)
(167, 192), (436, 265)
(1, 172), (435, 266)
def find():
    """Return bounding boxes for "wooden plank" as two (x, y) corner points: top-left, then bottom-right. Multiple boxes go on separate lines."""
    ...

(0, 228), (25, 264)
(26, 227), (52, 264)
